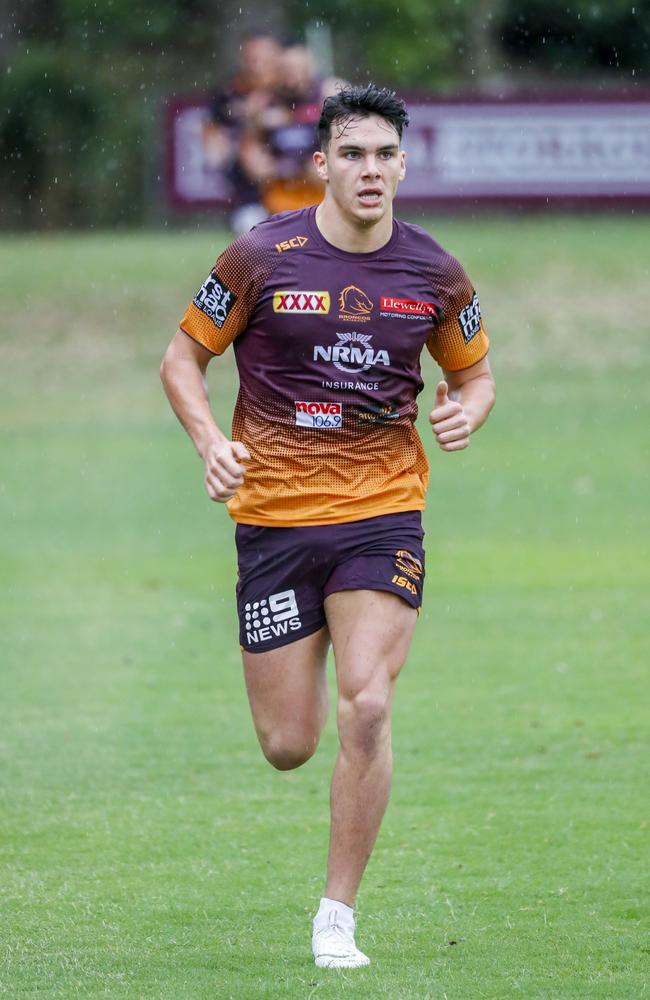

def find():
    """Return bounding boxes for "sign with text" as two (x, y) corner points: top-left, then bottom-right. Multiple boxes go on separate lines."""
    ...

(165, 96), (650, 208)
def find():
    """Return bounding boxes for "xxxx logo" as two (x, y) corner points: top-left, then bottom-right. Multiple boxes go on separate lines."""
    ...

(273, 291), (330, 314)
(339, 284), (373, 323)
(275, 236), (308, 252)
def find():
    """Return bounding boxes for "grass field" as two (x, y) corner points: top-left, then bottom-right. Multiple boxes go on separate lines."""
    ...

(1, 216), (649, 999)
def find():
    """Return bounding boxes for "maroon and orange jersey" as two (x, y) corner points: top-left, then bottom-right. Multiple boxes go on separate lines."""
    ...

(179, 206), (489, 526)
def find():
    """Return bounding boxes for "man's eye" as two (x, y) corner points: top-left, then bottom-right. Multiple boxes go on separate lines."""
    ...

(345, 151), (359, 159)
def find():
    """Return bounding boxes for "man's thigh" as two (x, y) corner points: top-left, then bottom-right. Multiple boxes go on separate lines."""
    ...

(324, 589), (418, 701)
(241, 627), (330, 753)
(235, 513), (423, 733)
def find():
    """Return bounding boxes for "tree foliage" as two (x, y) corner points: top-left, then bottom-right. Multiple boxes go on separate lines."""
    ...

(497, 0), (650, 77)
(286, 0), (472, 88)
(1, 0), (648, 227)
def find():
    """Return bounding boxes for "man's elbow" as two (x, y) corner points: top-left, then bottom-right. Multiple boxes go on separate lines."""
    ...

(159, 350), (170, 388)
(485, 371), (496, 410)
(160, 342), (177, 390)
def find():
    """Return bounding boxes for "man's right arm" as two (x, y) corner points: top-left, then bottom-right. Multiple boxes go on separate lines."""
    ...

(160, 328), (250, 502)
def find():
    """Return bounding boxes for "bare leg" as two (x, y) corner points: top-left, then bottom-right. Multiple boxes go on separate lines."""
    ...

(323, 590), (418, 905)
(242, 626), (330, 770)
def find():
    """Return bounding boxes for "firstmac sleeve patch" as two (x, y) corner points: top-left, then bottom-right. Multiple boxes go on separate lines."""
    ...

(458, 291), (482, 344)
(193, 273), (237, 328)
(426, 257), (489, 372)
(178, 227), (281, 354)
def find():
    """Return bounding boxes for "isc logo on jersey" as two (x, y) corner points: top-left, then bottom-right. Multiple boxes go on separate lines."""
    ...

(295, 401), (343, 428)
(244, 590), (301, 645)
(273, 291), (330, 314)
(275, 236), (308, 253)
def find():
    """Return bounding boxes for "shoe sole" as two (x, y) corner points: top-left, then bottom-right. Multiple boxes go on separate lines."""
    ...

(314, 955), (370, 969)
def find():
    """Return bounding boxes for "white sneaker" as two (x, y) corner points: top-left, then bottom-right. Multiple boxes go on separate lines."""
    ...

(312, 906), (370, 969)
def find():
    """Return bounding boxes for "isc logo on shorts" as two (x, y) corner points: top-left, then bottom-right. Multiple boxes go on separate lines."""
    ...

(244, 590), (301, 645)
(295, 401), (343, 428)
(273, 291), (330, 314)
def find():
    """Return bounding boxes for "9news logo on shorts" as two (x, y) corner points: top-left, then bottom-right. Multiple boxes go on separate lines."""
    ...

(244, 590), (301, 645)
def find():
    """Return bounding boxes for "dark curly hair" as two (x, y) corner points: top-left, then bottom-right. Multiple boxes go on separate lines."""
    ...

(318, 84), (410, 148)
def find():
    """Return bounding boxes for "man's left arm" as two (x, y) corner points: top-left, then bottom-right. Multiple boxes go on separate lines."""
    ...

(429, 355), (495, 452)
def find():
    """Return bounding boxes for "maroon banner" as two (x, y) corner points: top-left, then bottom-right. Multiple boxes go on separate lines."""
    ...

(165, 95), (650, 209)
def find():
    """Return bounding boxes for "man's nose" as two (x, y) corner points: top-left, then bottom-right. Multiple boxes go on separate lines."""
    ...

(361, 155), (381, 176)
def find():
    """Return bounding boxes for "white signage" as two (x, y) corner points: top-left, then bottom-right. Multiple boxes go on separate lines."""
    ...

(166, 98), (650, 205)
(401, 103), (650, 197)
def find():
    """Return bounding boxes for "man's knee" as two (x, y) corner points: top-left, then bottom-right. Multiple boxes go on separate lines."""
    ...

(338, 688), (391, 756)
(260, 732), (319, 771)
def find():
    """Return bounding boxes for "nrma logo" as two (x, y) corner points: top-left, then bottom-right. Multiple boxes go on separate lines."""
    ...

(313, 332), (390, 374)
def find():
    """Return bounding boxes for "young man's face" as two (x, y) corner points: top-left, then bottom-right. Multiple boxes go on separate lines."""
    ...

(314, 113), (406, 227)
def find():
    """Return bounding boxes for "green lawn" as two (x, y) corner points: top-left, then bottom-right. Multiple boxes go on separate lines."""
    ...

(1, 217), (649, 999)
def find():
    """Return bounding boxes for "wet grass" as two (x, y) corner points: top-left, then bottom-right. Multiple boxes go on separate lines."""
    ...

(1, 216), (649, 998)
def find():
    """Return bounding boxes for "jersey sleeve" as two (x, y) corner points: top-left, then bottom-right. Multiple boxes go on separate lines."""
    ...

(426, 257), (489, 372)
(179, 232), (267, 355)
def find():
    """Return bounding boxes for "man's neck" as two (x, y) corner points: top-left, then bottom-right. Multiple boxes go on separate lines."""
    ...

(315, 201), (394, 254)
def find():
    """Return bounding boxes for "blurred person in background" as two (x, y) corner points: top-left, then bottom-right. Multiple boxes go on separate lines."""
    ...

(205, 36), (346, 229)
(252, 41), (345, 215)
(202, 32), (282, 233)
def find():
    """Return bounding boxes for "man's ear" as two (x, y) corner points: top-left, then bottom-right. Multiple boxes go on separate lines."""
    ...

(313, 150), (328, 181)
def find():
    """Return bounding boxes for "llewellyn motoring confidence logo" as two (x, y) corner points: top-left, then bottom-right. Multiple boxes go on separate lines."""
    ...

(273, 291), (330, 314)
(380, 295), (438, 320)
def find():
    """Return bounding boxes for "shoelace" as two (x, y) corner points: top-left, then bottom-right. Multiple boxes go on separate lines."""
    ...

(315, 915), (357, 955)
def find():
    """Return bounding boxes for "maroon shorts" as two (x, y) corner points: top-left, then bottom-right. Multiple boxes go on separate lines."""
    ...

(235, 511), (425, 653)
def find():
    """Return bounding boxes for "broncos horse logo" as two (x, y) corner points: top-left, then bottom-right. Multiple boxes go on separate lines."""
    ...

(394, 550), (423, 582)
(339, 285), (374, 319)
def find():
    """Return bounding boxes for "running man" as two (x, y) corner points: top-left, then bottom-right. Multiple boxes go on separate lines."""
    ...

(160, 84), (496, 968)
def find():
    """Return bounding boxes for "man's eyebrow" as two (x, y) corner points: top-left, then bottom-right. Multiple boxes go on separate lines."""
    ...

(337, 143), (399, 152)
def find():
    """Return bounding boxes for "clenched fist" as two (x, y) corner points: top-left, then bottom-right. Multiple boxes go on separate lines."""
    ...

(203, 439), (250, 501)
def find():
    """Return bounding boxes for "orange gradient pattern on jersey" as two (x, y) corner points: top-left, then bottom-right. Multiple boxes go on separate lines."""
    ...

(225, 384), (428, 526)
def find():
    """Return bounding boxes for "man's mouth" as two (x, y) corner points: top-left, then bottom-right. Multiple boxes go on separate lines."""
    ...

(357, 188), (383, 205)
